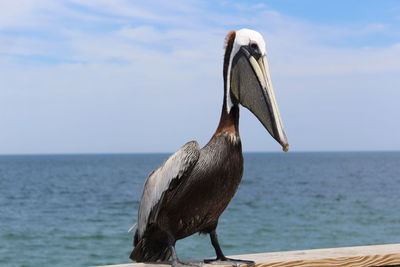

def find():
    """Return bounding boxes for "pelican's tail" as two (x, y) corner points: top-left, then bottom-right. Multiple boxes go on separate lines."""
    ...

(130, 229), (171, 262)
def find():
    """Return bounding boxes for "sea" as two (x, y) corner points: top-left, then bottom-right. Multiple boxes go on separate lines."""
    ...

(0, 152), (400, 267)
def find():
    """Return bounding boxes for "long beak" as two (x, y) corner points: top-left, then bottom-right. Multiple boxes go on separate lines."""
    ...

(232, 47), (289, 152)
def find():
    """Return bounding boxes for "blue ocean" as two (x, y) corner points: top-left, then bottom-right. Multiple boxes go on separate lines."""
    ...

(1, 152), (400, 267)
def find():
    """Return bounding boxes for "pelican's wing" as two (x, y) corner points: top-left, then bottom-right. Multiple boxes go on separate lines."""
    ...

(137, 141), (200, 238)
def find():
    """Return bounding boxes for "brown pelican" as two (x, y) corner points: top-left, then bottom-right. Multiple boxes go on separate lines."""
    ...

(130, 29), (289, 267)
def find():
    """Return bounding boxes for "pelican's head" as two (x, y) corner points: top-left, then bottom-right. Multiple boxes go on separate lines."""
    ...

(224, 29), (289, 152)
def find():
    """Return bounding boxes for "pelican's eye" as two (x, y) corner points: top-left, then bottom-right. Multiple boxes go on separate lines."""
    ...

(249, 43), (261, 59)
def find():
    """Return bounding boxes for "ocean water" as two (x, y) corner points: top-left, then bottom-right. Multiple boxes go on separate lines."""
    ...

(0, 152), (400, 267)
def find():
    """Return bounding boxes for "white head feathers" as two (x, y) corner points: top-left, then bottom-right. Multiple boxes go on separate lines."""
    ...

(226, 29), (267, 113)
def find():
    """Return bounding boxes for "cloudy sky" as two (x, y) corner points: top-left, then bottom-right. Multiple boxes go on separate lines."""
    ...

(1, 0), (400, 154)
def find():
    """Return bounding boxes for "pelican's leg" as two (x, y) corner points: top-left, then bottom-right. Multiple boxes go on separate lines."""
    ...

(169, 237), (203, 267)
(204, 230), (254, 267)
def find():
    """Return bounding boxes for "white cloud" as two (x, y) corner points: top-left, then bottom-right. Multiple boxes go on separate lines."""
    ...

(0, 0), (44, 29)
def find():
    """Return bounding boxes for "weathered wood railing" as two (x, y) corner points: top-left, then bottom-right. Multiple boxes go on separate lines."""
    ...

(97, 243), (400, 267)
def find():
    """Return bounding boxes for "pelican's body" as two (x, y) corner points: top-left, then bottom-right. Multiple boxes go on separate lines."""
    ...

(130, 29), (288, 266)
(157, 132), (242, 240)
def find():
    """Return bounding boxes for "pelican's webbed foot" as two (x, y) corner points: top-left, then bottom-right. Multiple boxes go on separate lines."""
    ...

(204, 257), (254, 267)
(172, 260), (203, 267)
(170, 243), (203, 267)
(204, 230), (255, 267)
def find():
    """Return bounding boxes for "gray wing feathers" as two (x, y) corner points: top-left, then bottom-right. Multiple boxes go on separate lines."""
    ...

(137, 141), (200, 238)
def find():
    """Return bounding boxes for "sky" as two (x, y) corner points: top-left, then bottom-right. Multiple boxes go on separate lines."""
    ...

(1, 0), (400, 154)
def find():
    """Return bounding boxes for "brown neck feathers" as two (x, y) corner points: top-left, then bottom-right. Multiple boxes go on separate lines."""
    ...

(214, 31), (239, 139)
(223, 31), (236, 92)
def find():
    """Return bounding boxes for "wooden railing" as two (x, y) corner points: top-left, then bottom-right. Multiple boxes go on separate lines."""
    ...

(97, 243), (400, 267)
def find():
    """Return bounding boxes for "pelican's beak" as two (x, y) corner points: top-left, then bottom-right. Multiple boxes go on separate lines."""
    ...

(230, 46), (289, 152)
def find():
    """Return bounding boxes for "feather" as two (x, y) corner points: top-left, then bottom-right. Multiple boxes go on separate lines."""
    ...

(136, 141), (200, 238)
(128, 222), (137, 232)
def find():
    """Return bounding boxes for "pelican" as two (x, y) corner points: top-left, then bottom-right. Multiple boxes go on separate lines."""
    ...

(130, 29), (289, 267)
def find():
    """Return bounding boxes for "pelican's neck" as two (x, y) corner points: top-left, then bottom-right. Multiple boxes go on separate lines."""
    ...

(214, 87), (240, 142)
(213, 30), (240, 142)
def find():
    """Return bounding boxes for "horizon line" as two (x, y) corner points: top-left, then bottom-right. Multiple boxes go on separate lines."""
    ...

(1, 149), (399, 157)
